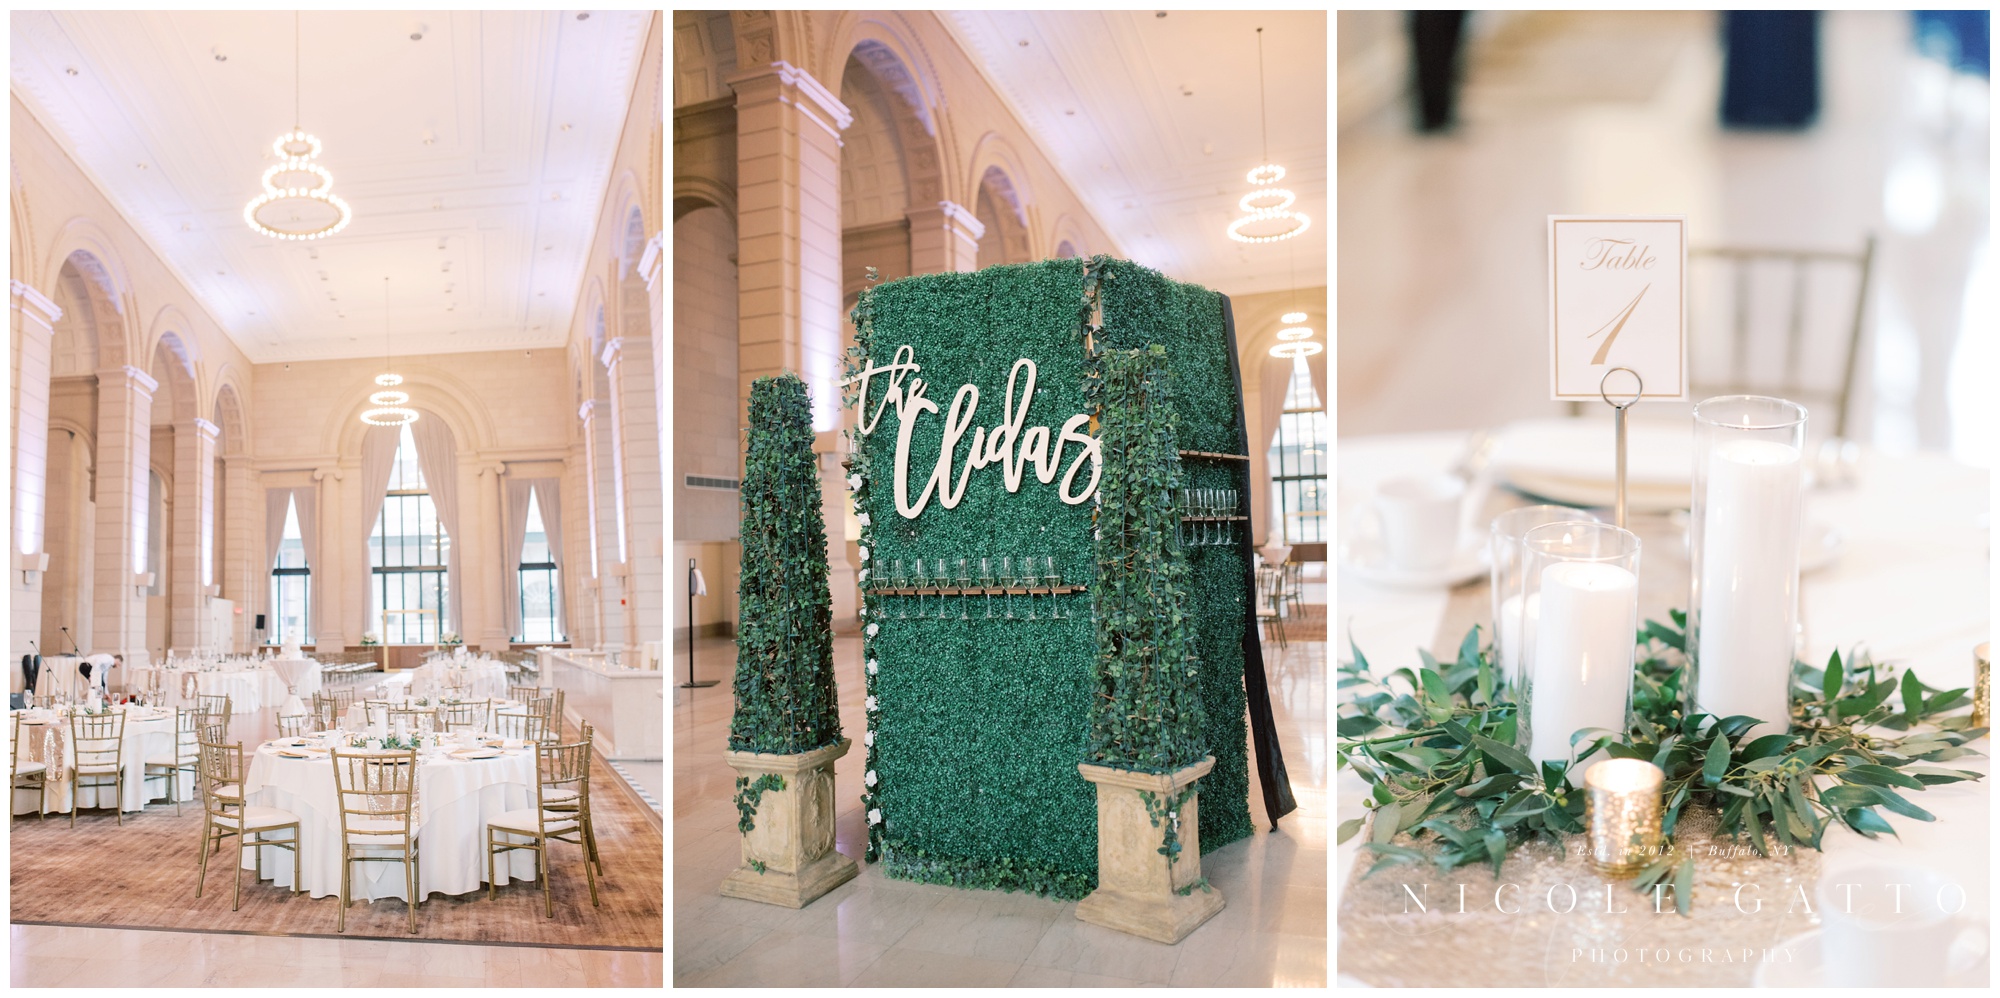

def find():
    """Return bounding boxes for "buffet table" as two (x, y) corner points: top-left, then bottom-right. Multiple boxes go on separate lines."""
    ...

(539, 649), (662, 760)
(239, 735), (540, 900)
(1334, 429), (1991, 986)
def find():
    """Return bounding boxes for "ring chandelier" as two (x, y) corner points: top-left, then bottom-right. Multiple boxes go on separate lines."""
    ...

(361, 279), (419, 427)
(1226, 29), (1310, 244)
(246, 14), (352, 241)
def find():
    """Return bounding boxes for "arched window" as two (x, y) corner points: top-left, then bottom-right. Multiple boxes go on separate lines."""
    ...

(1268, 356), (1327, 543)
(269, 495), (311, 644)
(517, 489), (563, 643)
(370, 423), (451, 644)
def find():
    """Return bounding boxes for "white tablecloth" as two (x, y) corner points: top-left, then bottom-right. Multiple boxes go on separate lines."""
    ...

(10, 706), (192, 814)
(1335, 432), (1992, 941)
(268, 659), (321, 716)
(240, 740), (540, 900)
(413, 658), (509, 701)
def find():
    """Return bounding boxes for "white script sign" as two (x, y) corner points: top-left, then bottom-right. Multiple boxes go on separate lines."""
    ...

(856, 345), (1102, 520)
(1547, 215), (1688, 401)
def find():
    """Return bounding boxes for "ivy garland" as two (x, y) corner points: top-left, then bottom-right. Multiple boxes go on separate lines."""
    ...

(844, 267), (887, 864)
(734, 773), (786, 835)
(729, 374), (841, 756)
(1336, 612), (1987, 914)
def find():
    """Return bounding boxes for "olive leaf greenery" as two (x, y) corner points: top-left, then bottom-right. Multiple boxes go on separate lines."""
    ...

(728, 374), (842, 756)
(1336, 610), (1986, 914)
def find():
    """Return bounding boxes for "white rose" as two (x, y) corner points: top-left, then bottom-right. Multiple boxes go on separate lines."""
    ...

(858, 568), (869, 583)
(865, 695), (878, 712)
(857, 513), (871, 527)
(848, 474), (862, 491)
(867, 658), (878, 675)
(866, 622), (879, 637)
(858, 546), (870, 563)
(865, 770), (878, 787)
(867, 808), (882, 825)
(865, 729), (875, 746)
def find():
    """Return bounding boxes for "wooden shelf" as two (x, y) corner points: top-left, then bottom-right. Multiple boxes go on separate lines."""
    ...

(1178, 450), (1250, 461)
(869, 584), (1087, 597)
(1181, 515), (1249, 522)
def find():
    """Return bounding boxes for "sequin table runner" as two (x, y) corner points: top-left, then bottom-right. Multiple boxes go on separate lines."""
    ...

(1338, 804), (1821, 986)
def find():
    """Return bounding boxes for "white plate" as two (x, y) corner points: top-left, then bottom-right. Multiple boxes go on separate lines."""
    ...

(451, 747), (504, 760)
(1340, 529), (1489, 590)
(1755, 928), (1989, 987)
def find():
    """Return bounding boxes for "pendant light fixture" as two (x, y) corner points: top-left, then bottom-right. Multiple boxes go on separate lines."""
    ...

(245, 12), (352, 240)
(1228, 27), (1311, 244)
(361, 277), (419, 427)
(1270, 241), (1322, 358)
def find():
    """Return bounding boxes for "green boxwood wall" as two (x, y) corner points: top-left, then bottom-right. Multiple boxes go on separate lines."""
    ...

(852, 257), (1254, 900)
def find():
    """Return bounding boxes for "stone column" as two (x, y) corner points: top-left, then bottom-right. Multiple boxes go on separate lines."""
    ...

(11, 281), (61, 662)
(478, 463), (508, 650)
(220, 452), (257, 651)
(313, 468), (343, 651)
(605, 336), (664, 646)
(579, 399), (625, 649)
(170, 417), (219, 652)
(641, 231), (667, 518)
(906, 201), (985, 275)
(92, 365), (158, 663)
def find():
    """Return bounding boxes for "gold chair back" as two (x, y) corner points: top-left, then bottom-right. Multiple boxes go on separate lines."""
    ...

(386, 708), (435, 737)
(330, 749), (419, 837)
(491, 710), (546, 743)
(277, 714), (314, 738)
(436, 700), (489, 732)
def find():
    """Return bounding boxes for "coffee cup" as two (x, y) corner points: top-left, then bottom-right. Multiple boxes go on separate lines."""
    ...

(1374, 474), (1467, 570)
(1814, 863), (1988, 986)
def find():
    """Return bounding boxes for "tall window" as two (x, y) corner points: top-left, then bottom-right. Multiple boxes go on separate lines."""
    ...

(269, 495), (310, 644)
(517, 489), (563, 643)
(370, 423), (450, 644)
(1268, 355), (1327, 544)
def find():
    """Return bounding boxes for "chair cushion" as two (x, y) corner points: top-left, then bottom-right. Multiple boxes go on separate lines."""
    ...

(212, 806), (298, 830)
(487, 808), (580, 835)
(14, 761), (47, 776)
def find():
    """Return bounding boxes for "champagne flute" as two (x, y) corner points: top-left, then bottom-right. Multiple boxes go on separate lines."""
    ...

(933, 558), (950, 619)
(1002, 556), (1015, 620)
(890, 559), (907, 619)
(956, 558), (972, 620)
(1044, 555), (1061, 619)
(980, 557), (995, 619)
(1020, 556), (1040, 620)
(911, 558), (929, 619)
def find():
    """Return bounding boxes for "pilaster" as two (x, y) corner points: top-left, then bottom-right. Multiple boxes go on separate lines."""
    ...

(11, 281), (61, 661)
(906, 200), (986, 275)
(92, 365), (158, 663)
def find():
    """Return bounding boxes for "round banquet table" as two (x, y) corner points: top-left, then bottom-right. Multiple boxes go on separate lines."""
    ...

(412, 658), (510, 701)
(1334, 431), (1991, 984)
(10, 704), (193, 814)
(240, 737), (541, 901)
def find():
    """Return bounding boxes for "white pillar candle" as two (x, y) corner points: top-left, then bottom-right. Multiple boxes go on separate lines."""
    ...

(1695, 439), (1802, 741)
(1496, 592), (1540, 688)
(1528, 562), (1638, 769)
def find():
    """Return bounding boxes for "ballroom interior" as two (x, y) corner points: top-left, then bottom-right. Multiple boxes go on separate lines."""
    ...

(10, 10), (663, 987)
(673, 10), (1327, 987)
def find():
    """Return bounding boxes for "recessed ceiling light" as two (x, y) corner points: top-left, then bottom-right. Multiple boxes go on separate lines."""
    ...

(213, 52), (227, 63)
(1017, 39), (1029, 47)
(1064, 109), (1076, 116)
(1156, 11), (1168, 18)
(410, 30), (424, 41)
(576, 12), (589, 20)
(136, 162), (148, 170)
(65, 67), (78, 76)
(559, 123), (572, 132)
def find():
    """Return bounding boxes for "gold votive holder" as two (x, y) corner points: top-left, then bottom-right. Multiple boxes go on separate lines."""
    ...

(1973, 643), (1990, 730)
(1583, 757), (1665, 876)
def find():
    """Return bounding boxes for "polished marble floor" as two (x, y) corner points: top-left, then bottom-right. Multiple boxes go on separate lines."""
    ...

(1339, 10), (1990, 458)
(672, 624), (1328, 986)
(8, 924), (662, 987)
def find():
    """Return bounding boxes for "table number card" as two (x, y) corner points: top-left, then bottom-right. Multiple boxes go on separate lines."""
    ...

(1547, 216), (1687, 401)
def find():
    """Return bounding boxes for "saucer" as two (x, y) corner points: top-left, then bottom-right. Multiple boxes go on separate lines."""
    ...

(1755, 928), (1988, 987)
(1340, 530), (1489, 590)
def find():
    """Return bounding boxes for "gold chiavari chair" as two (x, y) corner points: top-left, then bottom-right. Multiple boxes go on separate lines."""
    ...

(524, 695), (560, 741)
(330, 748), (422, 933)
(486, 739), (598, 917)
(311, 693), (343, 733)
(69, 711), (127, 827)
(328, 687), (359, 712)
(437, 700), (489, 733)
(491, 710), (546, 744)
(11, 711), (48, 820)
(506, 684), (541, 705)
(276, 714), (314, 738)
(361, 699), (394, 729)
(194, 738), (301, 911)
(143, 707), (202, 815)
(543, 721), (601, 874)
(386, 708), (435, 737)
(196, 695), (233, 740)
(141, 668), (166, 705)
(31, 693), (58, 709)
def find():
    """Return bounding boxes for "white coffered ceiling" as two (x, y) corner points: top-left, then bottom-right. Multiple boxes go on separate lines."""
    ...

(941, 10), (1327, 297)
(10, 10), (651, 363)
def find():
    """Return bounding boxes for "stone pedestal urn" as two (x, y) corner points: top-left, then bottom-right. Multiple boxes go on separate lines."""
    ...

(1075, 755), (1224, 944)
(720, 737), (858, 908)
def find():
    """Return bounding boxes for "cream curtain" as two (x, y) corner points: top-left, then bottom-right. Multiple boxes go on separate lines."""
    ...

(501, 477), (535, 638)
(530, 479), (566, 638)
(1250, 354), (1296, 546)
(290, 487), (320, 646)
(409, 417), (461, 635)
(355, 425), (399, 639)
(1306, 352), (1328, 417)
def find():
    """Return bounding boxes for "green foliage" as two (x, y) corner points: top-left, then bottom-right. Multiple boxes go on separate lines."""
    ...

(1087, 346), (1207, 772)
(734, 773), (786, 835)
(1335, 612), (1987, 912)
(729, 374), (841, 755)
(847, 257), (1258, 898)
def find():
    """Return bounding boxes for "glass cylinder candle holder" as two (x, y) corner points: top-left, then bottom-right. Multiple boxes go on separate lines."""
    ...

(1490, 505), (1603, 696)
(1518, 521), (1642, 776)
(1690, 396), (1807, 742)
(1583, 758), (1665, 876)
